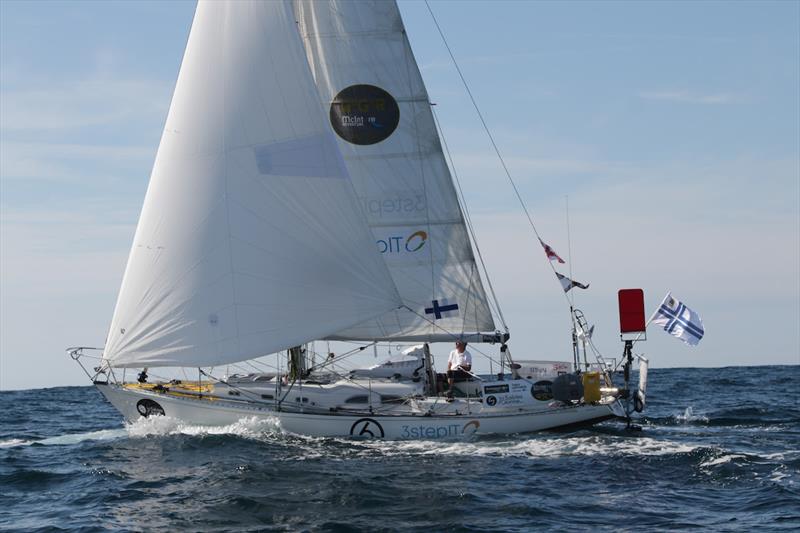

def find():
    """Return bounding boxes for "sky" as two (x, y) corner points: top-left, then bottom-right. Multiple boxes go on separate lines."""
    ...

(1, 0), (798, 390)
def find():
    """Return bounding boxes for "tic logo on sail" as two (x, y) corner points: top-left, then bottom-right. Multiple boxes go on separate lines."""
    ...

(377, 230), (427, 254)
(330, 84), (400, 145)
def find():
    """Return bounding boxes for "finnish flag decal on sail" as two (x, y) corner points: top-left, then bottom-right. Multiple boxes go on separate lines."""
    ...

(652, 293), (704, 346)
(424, 298), (459, 320)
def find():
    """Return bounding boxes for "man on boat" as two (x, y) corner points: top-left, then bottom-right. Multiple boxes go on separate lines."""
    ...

(446, 341), (472, 398)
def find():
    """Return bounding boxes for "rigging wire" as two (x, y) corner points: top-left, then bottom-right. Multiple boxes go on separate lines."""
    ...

(424, 0), (577, 319)
(565, 195), (575, 308)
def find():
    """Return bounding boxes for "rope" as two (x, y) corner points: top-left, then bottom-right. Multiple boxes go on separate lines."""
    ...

(424, 1), (574, 313)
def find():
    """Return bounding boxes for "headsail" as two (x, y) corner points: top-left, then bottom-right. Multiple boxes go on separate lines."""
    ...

(294, 0), (499, 342)
(103, 0), (401, 368)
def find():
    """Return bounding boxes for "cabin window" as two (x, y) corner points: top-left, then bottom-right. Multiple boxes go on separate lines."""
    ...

(228, 391), (241, 396)
(261, 394), (274, 400)
(295, 397), (309, 403)
(344, 395), (369, 404)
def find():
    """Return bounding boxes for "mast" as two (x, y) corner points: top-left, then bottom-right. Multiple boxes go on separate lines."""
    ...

(288, 345), (307, 382)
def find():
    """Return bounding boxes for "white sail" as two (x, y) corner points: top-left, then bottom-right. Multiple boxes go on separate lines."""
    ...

(294, 0), (498, 342)
(103, 0), (401, 368)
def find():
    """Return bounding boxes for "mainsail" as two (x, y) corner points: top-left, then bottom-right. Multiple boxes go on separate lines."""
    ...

(294, 0), (499, 342)
(103, 0), (402, 368)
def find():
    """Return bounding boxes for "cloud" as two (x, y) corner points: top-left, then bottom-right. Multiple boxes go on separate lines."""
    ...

(0, 208), (133, 390)
(0, 77), (170, 131)
(0, 141), (154, 184)
(638, 90), (743, 104)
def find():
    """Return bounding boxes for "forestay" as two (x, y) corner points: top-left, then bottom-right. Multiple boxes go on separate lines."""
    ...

(294, 0), (498, 342)
(103, 0), (401, 368)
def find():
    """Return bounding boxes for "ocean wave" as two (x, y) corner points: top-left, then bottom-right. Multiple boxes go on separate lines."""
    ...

(0, 428), (127, 448)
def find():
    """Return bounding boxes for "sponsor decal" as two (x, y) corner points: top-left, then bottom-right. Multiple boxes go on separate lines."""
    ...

(484, 392), (524, 407)
(136, 399), (165, 417)
(484, 384), (509, 395)
(330, 85), (400, 145)
(495, 394), (525, 406)
(350, 418), (385, 438)
(377, 230), (427, 254)
(399, 420), (481, 440)
(462, 420), (480, 436)
(360, 194), (427, 219)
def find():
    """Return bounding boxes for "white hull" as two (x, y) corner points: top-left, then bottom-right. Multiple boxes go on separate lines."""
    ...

(95, 382), (622, 440)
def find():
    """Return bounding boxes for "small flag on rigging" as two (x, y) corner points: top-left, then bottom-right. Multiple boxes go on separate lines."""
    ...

(652, 293), (704, 346)
(539, 238), (565, 264)
(556, 272), (589, 292)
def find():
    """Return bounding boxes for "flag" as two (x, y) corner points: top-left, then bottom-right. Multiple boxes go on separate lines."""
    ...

(556, 272), (589, 292)
(652, 293), (704, 346)
(539, 238), (565, 264)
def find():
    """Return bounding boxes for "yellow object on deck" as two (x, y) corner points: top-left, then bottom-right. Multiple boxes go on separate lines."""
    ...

(123, 381), (215, 394)
(582, 372), (601, 403)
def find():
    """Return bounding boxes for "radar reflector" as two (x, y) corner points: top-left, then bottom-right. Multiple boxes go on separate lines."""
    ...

(618, 288), (646, 341)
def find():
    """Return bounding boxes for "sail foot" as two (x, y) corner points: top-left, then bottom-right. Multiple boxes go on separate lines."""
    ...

(326, 331), (510, 344)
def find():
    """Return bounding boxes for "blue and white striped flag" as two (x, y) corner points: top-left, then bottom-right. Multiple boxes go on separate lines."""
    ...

(652, 293), (705, 346)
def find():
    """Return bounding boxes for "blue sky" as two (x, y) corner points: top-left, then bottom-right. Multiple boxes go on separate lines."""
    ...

(1, 0), (798, 390)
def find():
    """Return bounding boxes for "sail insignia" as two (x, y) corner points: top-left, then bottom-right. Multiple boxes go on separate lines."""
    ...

(330, 84), (401, 145)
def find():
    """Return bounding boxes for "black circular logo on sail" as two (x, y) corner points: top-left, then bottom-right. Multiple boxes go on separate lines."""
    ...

(330, 85), (400, 145)
(349, 418), (385, 438)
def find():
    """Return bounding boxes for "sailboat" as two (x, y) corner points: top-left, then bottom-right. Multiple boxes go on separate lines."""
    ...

(69, 0), (647, 439)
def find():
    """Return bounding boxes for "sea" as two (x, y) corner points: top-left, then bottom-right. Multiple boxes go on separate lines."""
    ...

(1, 365), (798, 532)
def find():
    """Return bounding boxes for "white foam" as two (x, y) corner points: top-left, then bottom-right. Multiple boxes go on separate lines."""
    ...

(0, 438), (33, 448)
(125, 415), (281, 440)
(768, 466), (793, 484)
(675, 406), (709, 423)
(700, 453), (747, 467)
(762, 450), (800, 461)
(0, 416), (281, 448)
(344, 435), (701, 460)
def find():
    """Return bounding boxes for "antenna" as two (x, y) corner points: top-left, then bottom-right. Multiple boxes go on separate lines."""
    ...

(565, 195), (574, 307)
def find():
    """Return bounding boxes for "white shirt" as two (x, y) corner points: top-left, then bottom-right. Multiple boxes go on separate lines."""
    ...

(448, 349), (472, 370)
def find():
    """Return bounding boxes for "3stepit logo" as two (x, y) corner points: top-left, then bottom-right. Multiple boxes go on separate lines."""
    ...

(377, 230), (428, 254)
